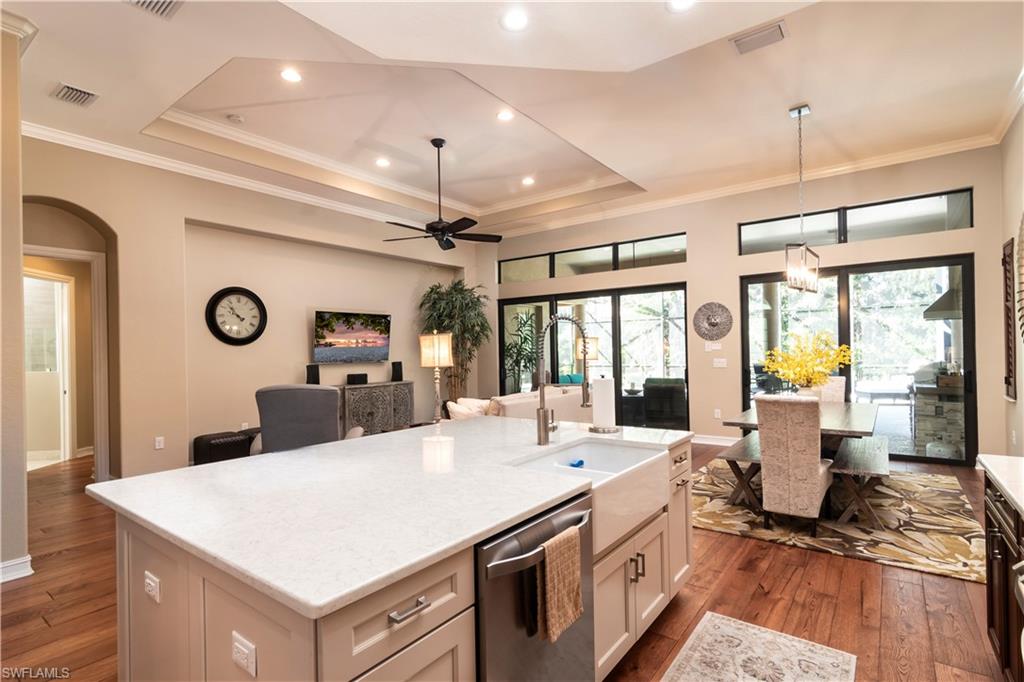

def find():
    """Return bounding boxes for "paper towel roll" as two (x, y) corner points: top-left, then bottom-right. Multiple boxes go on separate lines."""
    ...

(592, 377), (616, 428)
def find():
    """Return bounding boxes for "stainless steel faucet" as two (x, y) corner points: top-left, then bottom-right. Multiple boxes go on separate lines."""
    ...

(535, 314), (593, 445)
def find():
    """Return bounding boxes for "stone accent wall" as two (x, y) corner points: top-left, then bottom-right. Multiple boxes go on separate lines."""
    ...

(913, 394), (965, 458)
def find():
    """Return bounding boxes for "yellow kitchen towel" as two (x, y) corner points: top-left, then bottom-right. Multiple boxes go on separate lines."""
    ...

(536, 525), (583, 643)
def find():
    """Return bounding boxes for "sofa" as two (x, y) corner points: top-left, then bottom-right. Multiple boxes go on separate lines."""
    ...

(447, 386), (594, 423)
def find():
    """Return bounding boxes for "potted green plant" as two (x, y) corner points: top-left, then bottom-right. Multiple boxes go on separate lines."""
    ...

(419, 280), (493, 401)
(503, 311), (537, 393)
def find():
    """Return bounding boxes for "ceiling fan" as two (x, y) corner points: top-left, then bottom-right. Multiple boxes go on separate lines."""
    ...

(383, 138), (502, 251)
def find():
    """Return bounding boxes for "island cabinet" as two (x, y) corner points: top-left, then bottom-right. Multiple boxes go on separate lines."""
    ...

(593, 440), (691, 681)
(985, 475), (1024, 682)
(116, 516), (475, 681)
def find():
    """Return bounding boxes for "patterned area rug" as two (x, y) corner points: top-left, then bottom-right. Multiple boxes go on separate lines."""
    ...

(663, 612), (856, 682)
(693, 460), (985, 583)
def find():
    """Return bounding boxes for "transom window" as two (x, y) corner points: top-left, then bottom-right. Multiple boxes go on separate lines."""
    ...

(498, 233), (686, 284)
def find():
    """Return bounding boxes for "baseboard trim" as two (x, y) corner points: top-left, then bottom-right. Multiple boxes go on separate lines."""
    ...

(693, 434), (740, 447)
(1, 555), (34, 582)
(75, 446), (94, 458)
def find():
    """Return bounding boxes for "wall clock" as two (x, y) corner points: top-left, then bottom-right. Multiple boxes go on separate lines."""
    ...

(205, 287), (267, 346)
(693, 302), (733, 341)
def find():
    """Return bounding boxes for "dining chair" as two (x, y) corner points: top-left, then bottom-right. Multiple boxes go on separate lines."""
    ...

(818, 376), (847, 403)
(255, 385), (341, 453)
(755, 393), (833, 536)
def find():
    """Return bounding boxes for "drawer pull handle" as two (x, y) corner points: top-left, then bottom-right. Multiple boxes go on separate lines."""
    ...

(673, 456), (686, 465)
(636, 552), (646, 578)
(675, 480), (688, 488)
(628, 557), (639, 583)
(388, 596), (431, 625)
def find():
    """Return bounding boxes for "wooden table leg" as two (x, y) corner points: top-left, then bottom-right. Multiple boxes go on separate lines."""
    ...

(725, 461), (762, 512)
(836, 474), (884, 529)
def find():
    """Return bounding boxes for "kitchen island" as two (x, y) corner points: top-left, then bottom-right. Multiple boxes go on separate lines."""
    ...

(87, 417), (693, 681)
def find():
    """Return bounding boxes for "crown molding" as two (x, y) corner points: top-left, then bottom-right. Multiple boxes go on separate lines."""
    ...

(1, 10), (38, 54)
(160, 109), (480, 216)
(21, 122), (416, 226)
(497, 132), (1000, 238)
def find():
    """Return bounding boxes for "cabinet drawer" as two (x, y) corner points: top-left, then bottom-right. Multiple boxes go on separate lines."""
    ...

(669, 442), (691, 480)
(354, 607), (475, 682)
(319, 548), (474, 680)
(987, 479), (1019, 546)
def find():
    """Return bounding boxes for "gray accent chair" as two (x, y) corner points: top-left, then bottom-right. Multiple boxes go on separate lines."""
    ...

(255, 385), (341, 453)
(755, 393), (833, 536)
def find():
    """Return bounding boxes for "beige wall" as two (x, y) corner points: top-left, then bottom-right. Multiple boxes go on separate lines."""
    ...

(184, 224), (457, 437)
(498, 144), (1008, 455)
(20, 137), (493, 478)
(2, 30), (29, 564)
(1002, 109), (1024, 455)
(23, 255), (94, 451)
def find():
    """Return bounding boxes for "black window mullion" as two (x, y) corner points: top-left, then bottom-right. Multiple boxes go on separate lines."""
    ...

(837, 269), (852, 402)
(838, 208), (848, 244)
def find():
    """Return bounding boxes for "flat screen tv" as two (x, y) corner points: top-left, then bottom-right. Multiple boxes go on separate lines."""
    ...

(313, 311), (391, 364)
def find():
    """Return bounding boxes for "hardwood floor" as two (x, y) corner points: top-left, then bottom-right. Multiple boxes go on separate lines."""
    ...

(1, 456), (117, 681)
(0, 446), (998, 682)
(606, 443), (1000, 682)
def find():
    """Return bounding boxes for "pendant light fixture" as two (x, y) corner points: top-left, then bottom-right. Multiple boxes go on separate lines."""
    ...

(785, 104), (820, 293)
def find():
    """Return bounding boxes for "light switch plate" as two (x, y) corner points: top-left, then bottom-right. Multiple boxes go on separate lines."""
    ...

(712, 358), (727, 368)
(143, 570), (160, 603)
(154, 436), (165, 450)
(232, 631), (257, 678)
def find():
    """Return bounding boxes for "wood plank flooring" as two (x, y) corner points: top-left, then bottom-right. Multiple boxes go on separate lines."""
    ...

(606, 444), (1001, 682)
(0, 447), (999, 682)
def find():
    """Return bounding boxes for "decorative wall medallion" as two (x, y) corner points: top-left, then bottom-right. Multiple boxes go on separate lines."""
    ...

(693, 302), (733, 341)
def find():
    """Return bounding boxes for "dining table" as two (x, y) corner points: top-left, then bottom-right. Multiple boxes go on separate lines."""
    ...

(722, 401), (879, 437)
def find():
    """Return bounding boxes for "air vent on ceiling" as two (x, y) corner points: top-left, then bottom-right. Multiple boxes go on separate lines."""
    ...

(51, 83), (98, 107)
(731, 21), (787, 55)
(127, 0), (182, 20)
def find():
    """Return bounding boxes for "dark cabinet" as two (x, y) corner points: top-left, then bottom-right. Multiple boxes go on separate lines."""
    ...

(985, 476), (1024, 682)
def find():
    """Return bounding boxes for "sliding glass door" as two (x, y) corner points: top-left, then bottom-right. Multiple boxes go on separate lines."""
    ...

(740, 255), (976, 464)
(619, 289), (688, 430)
(498, 284), (689, 430)
(499, 299), (551, 394)
(849, 262), (969, 460)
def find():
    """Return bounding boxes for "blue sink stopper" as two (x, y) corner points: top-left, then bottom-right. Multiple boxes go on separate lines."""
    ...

(568, 458), (585, 468)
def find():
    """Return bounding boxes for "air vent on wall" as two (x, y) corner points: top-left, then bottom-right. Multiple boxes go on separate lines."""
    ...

(51, 83), (98, 107)
(731, 21), (787, 55)
(127, 0), (182, 19)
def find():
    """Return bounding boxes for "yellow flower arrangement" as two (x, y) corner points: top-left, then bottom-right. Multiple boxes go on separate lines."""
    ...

(763, 331), (852, 388)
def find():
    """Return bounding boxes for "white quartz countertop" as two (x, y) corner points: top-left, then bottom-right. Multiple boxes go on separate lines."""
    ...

(978, 453), (1024, 517)
(87, 417), (691, 619)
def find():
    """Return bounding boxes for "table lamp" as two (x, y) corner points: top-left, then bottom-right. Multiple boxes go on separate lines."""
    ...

(420, 330), (454, 423)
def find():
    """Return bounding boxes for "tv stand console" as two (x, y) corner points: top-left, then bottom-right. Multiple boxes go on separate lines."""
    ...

(341, 380), (414, 435)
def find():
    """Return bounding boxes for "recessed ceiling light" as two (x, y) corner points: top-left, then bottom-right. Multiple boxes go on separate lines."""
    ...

(280, 67), (302, 83)
(497, 109), (515, 122)
(375, 157), (391, 168)
(500, 7), (528, 32)
(521, 176), (535, 186)
(666, 0), (696, 12)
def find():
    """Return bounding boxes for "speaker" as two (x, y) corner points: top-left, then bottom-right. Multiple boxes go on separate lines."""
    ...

(305, 364), (320, 385)
(347, 373), (368, 385)
(391, 361), (403, 382)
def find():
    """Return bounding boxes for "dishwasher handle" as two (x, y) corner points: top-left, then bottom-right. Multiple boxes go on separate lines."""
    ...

(485, 509), (591, 580)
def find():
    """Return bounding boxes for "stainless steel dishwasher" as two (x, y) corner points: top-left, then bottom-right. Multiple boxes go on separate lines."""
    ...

(475, 494), (595, 681)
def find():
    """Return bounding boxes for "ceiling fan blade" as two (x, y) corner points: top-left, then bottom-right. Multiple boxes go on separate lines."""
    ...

(438, 237), (457, 251)
(446, 217), (478, 234)
(452, 232), (502, 243)
(386, 221), (428, 233)
(383, 235), (432, 242)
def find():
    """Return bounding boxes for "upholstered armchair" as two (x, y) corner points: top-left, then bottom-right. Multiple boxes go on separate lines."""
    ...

(255, 385), (341, 453)
(755, 394), (832, 535)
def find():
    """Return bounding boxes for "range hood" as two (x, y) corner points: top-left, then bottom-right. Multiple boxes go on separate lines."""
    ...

(923, 288), (962, 321)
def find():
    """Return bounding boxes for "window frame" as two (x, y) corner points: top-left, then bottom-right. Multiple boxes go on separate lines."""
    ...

(497, 231), (687, 284)
(737, 187), (973, 256)
(1004, 238), (1017, 401)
